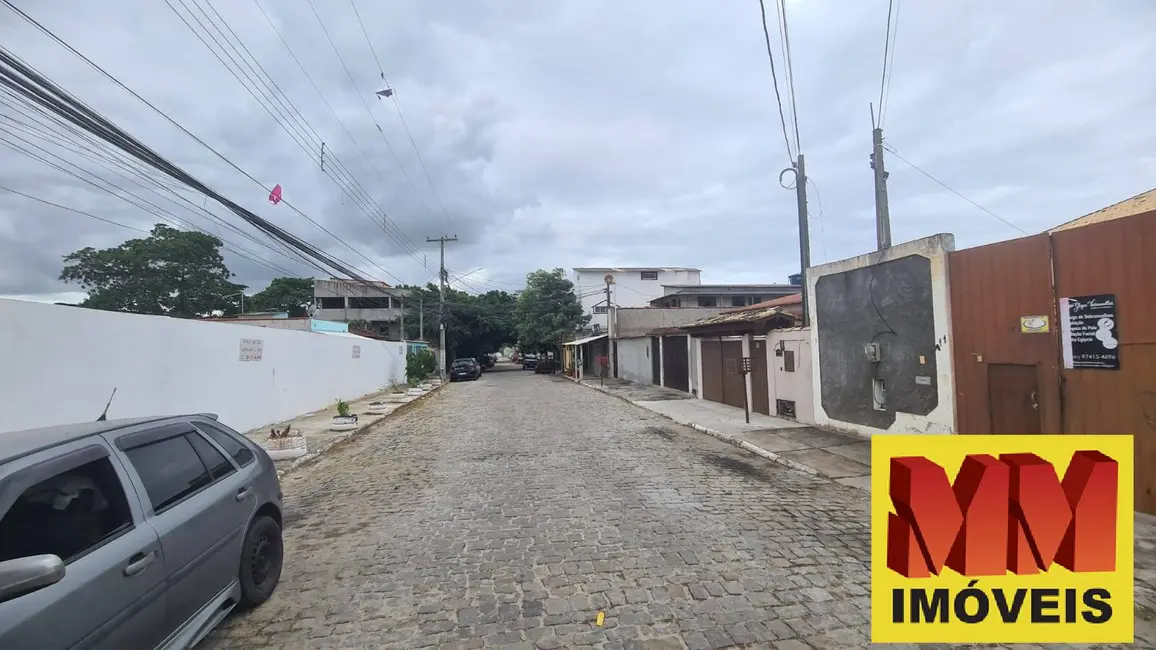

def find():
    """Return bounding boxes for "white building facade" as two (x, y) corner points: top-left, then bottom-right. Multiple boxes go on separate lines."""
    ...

(573, 267), (701, 332)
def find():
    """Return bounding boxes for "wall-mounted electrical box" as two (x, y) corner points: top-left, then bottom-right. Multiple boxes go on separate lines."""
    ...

(864, 342), (882, 363)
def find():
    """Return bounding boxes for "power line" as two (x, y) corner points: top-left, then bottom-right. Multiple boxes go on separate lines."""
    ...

(756, 0), (794, 162)
(806, 176), (829, 263)
(877, 0), (901, 128)
(0, 183), (147, 233)
(0, 4), (398, 284)
(349, 0), (451, 231)
(247, 0), (432, 270)
(884, 143), (1028, 236)
(0, 90), (319, 274)
(775, 0), (801, 153)
(162, 0), (423, 276)
(302, 0), (438, 223)
(0, 41), (377, 283)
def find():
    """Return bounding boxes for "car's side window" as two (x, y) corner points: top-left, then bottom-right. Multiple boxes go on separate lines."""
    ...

(195, 422), (255, 468)
(124, 435), (213, 514)
(0, 458), (133, 564)
(186, 432), (235, 480)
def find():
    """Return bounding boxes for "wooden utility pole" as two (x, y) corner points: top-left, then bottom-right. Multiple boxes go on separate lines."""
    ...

(419, 297), (424, 341)
(427, 235), (457, 377)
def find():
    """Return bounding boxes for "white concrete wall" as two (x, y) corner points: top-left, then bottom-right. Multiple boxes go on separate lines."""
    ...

(616, 337), (652, 385)
(0, 299), (406, 434)
(575, 269), (701, 331)
(805, 234), (956, 436)
(767, 328), (815, 424)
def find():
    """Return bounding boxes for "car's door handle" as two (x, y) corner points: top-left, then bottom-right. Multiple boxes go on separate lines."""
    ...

(124, 551), (156, 577)
(235, 486), (253, 502)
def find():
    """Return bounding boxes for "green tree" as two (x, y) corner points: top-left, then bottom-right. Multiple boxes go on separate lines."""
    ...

(247, 277), (314, 316)
(395, 283), (519, 361)
(515, 268), (588, 352)
(60, 224), (244, 318)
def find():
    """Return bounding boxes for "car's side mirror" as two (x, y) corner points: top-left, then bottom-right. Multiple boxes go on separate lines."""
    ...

(0, 555), (65, 603)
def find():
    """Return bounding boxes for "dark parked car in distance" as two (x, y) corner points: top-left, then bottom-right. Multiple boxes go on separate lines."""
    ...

(449, 358), (481, 381)
(521, 354), (538, 370)
(0, 414), (284, 650)
(477, 354), (495, 372)
(534, 356), (557, 374)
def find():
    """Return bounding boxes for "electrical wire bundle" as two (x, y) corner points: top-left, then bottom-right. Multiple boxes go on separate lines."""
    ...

(0, 45), (374, 283)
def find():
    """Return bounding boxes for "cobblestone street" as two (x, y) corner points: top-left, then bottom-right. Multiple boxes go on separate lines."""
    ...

(203, 366), (873, 649)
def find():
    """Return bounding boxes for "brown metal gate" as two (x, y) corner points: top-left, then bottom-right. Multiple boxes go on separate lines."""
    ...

(661, 335), (689, 392)
(751, 339), (770, 415)
(948, 234), (1061, 435)
(1051, 212), (1156, 513)
(701, 339), (745, 409)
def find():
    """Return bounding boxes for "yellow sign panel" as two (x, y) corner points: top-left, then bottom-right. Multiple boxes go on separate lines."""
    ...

(1020, 315), (1050, 333)
(871, 434), (1133, 644)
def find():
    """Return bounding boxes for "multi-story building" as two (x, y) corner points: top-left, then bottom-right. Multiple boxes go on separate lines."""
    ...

(312, 279), (407, 339)
(572, 267), (702, 332)
(649, 283), (800, 309)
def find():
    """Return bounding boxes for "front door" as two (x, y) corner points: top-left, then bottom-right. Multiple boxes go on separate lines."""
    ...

(988, 364), (1041, 434)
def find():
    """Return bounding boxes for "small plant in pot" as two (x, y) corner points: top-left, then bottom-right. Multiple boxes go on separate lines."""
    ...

(330, 399), (359, 431)
(261, 425), (307, 461)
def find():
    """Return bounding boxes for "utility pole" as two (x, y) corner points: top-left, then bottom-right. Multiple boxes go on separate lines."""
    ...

(427, 235), (458, 377)
(870, 106), (892, 250)
(781, 155), (811, 327)
(419, 297), (424, 341)
(604, 274), (615, 378)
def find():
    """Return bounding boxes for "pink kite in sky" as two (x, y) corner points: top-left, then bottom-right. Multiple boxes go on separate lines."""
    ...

(268, 184), (282, 205)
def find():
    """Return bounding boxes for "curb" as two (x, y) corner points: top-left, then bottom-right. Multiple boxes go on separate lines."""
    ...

(572, 378), (864, 489)
(276, 383), (445, 479)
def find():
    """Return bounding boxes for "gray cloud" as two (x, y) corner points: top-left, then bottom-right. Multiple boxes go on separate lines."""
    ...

(2, 0), (1154, 302)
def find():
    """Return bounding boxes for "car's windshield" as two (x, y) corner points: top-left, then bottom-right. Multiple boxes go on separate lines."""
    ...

(453, 359), (474, 367)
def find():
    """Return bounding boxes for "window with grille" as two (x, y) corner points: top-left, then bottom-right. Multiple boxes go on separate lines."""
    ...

(640, 271), (659, 280)
(697, 296), (717, 307)
(593, 305), (608, 314)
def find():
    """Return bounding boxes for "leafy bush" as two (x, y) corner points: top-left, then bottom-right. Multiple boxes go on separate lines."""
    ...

(406, 348), (437, 385)
(336, 399), (350, 418)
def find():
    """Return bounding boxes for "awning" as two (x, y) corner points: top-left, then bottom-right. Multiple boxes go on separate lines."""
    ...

(563, 333), (609, 346)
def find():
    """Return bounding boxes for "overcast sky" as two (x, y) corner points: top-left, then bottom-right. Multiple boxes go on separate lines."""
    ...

(2, 0), (1154, 303)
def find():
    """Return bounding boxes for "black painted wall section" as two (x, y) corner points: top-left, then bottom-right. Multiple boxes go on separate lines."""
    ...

(815, 254), (939, 430)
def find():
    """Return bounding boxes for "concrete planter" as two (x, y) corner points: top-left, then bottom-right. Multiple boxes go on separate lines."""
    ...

(261, 430), (307, 461)
(366, 401), (392, 414)
(329, 415), (358, 432)
(406, 387), (424, 396)
(384, 392), (409, 402)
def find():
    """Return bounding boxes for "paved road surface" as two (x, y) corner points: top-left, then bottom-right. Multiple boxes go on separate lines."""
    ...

(202, 367), (872, 649)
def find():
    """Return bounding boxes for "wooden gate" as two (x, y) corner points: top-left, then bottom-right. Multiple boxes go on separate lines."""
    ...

(701, 339), (723, 402)
(661, 335), (690, 392)
(948, 234), (1061, 435)
(1051, 212), (1156, 513)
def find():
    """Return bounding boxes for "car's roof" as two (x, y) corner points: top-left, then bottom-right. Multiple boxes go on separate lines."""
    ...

(0, 414), (215, 463)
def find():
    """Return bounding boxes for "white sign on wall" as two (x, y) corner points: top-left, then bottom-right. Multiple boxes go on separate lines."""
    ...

(239, 338), (264, 362)
(352, 345), (361, 359)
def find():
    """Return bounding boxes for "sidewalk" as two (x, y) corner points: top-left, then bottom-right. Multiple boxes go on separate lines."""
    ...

(578, 377), (871, 490)
(243, 382), (443, 478)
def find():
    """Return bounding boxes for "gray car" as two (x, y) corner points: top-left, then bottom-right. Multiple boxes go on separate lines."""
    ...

(0, 414), (285, 649)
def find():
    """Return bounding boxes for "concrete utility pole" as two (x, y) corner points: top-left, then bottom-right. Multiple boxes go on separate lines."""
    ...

(604, 274), (615, 378)
(870, 106), (893, 250)
(427, 235), (458, 377)
(419, 297), (424, 341)
(781, 155), (811, 327)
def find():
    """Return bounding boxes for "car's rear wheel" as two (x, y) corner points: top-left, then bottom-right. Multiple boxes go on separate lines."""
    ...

(238, 515), (283, 609)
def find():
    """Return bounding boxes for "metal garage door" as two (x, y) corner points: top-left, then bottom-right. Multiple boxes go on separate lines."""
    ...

(701, 339), (746, 409)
